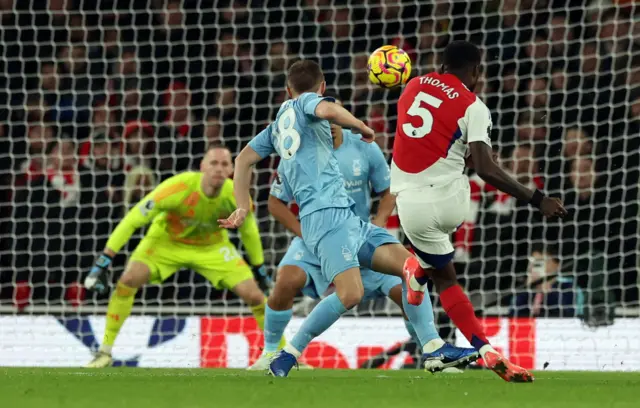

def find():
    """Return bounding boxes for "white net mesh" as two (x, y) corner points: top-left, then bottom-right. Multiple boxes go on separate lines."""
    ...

(0, 0), (639, 369)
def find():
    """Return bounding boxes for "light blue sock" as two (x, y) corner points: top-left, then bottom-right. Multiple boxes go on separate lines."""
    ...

(403, 319), (420, 348)
(290, 293), (347, 353)
(402, 280), (441, 347)
(264, 305), (293, 353)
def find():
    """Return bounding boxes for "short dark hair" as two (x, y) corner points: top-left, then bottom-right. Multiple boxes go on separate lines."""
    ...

(442, 41), (482, 72)
(287, 60), (324, 94)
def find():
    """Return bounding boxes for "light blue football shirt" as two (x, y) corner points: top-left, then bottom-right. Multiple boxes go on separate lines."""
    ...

(270, 129), (391, 221)
(249, 92), (353, 218)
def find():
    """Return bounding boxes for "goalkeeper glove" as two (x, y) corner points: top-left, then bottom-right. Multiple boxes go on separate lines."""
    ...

(84, 254), (112, 295)
(252, 264), (273, 294)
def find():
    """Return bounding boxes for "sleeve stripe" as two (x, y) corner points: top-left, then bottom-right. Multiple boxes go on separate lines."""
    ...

(152, 182), (189, 203)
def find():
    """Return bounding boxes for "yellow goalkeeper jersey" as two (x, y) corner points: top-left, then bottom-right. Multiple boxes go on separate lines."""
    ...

(106, 171), (264, 266)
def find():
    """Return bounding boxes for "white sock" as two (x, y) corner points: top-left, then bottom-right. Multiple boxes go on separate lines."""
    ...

(422, 338), (446, 354)
(479, 344), (497, 359)
(99, 344), (113, 354)
(284, 343), (302, 358)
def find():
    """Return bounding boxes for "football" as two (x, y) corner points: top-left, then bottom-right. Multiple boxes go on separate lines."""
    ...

(367, 45), (412, 88)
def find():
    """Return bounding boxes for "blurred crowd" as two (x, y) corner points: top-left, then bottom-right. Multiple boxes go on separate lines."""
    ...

(0, 0), (638, 320)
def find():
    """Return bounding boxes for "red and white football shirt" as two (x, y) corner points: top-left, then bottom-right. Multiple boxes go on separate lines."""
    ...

(391, 72), (493, 193)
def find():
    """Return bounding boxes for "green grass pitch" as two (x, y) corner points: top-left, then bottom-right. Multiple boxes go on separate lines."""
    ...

(1, 368), (639, 408)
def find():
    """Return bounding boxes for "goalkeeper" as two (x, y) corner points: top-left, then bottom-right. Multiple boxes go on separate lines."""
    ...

(84, 145), (283, 368)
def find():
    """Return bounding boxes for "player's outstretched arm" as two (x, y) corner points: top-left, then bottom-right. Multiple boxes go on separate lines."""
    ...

(314, 101), (376, 142)
(268, 195), (302, 238)
(103, 177), (187, 254)
(469, 141), (567, 218)
(219, 145), (263, 229)
(86, 176), (188, 293)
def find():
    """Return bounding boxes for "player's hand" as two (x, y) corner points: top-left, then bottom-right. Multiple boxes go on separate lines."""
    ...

(252, 264), (274, 294)
(539, 197), (567, 218)
(84, 254), (112, 294)
(218, 208), (248, 229)
(353, 123), (376, 143)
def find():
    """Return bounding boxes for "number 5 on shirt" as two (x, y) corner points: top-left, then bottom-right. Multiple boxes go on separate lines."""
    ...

(402, 92), (443, 139)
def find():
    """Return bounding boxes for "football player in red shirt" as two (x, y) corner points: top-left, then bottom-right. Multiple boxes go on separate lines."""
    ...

(393, 41), (566, 382)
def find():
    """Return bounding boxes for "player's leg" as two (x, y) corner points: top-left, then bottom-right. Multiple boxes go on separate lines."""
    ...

(254, 242), (333, 371)
(387, 285), (420, 344)
(270, 209), (365, 377)
(263, 265), (307, 351)
(283, 267), (363, 355)
(357, 227), (444, 349)
(271, 266), (362, 377)
(369, 270), (479, 372)
(384, 282), (439, 349)
(398, 183), (492, 347)
(231, 277), (276, 327)
(86, 260), (150, 368)
(221, 274), (288, 371)
(262, 238), (320, 356)
(230, 277), (290, 356)
(411, 251), (532, 381)
(357, 219), (478, 369)
(286, 211), (366, 355)
(247, 264), (308, 370)
(231, 277), (267, 306)
(87, 238), (179, 368)
(398, 181), (533, 382)
(361, 272), (425, 346)
(199, 242), (287, 353)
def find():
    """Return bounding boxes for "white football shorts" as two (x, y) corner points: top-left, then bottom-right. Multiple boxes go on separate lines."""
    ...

(395, 176), (470, 268)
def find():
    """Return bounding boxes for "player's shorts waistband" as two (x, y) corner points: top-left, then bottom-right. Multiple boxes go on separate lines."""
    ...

(299, 204), (355, 220)
(394, 175), (467, 194)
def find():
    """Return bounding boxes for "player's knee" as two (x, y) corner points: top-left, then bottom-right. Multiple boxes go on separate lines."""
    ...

(269, 266), (306, 310)
(333, 268), (365, 309)
(371, 243), (410, 277)
(275, 266), (306, 294)
(120, 262), (150, 289)
(337, 285), (364, 310)
(231, 279), (266, 306)
(245, 280), (267, 306)
(246, 285), (266, 306)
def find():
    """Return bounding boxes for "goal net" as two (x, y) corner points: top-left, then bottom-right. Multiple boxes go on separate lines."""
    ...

(0, 0), (639, 370)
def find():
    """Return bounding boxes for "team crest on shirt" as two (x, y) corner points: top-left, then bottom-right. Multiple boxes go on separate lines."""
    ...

(294, 251), (304, 260)
(352, 159), (362, 177)
(341, 246), (353, 261)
